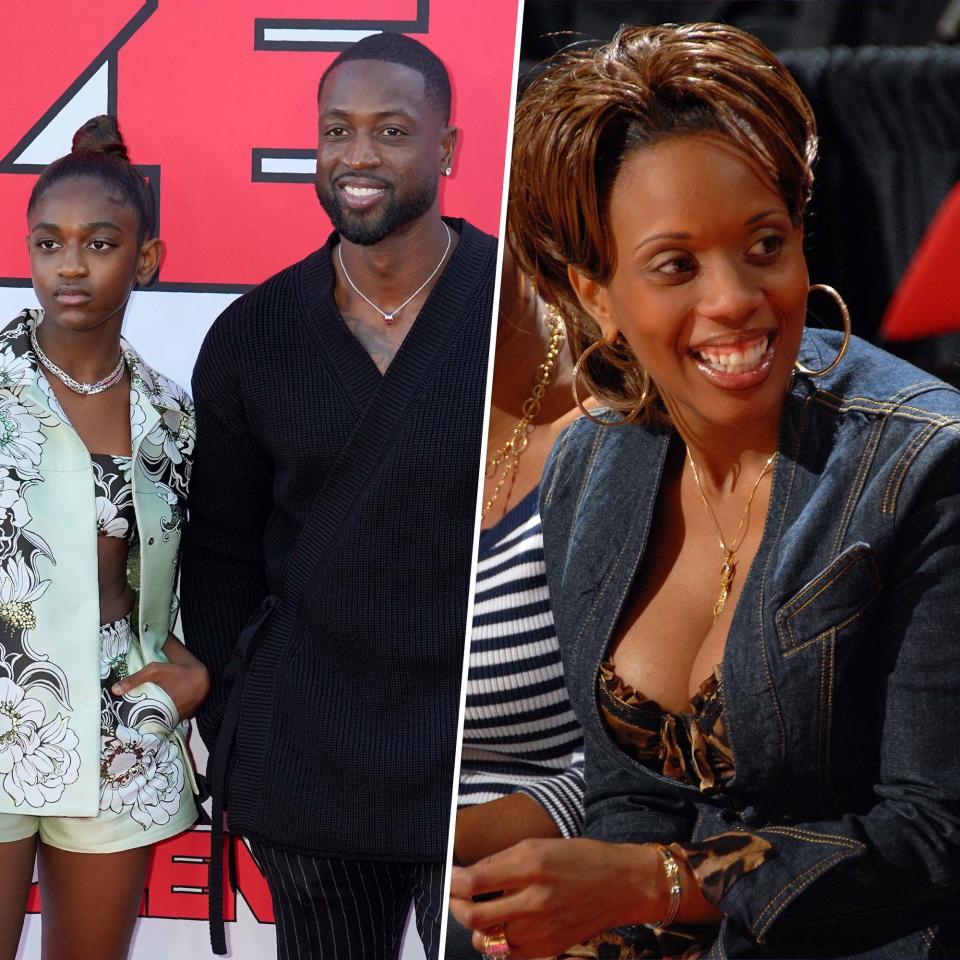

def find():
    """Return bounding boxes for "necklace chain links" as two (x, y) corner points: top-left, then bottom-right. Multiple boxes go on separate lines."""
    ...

(337, 222), (452, 325)
(482, 309), (565, 520)
(686, 447), (777, 620)
(30, 329), (125, 396)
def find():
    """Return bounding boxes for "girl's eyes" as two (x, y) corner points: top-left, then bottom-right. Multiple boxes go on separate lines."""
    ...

(33, 238), (116, 251)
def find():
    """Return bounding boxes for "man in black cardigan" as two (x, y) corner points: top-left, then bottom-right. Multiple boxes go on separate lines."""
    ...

(182, 32), (496, 960)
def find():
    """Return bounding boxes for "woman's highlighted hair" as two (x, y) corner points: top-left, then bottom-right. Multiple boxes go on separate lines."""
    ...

(510, 23), (817, 420)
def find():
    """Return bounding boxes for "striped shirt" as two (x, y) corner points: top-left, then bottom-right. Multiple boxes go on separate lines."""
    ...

(459, 487), (585, 838)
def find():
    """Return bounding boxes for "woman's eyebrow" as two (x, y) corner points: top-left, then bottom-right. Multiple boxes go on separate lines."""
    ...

(636, 231), (692, 251)
(745, 209), (781, 225)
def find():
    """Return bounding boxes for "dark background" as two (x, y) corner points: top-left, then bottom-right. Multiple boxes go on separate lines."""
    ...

(520, 1), (952, 64)
(517, 1), (960, 377)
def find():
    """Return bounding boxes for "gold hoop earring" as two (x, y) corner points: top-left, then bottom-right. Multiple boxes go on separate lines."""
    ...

(794, 283), (851, 378)
(571, 338), (649, 427)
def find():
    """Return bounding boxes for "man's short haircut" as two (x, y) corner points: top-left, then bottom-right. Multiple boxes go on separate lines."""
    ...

(317, 32), (452, 124)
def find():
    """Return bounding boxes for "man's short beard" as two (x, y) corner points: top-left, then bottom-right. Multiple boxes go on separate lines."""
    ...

(315, 176), (438, 246)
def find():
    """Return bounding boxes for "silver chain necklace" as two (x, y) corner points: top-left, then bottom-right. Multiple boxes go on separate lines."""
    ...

(30, 329), (125, 396)
(337, 222), (452, 324)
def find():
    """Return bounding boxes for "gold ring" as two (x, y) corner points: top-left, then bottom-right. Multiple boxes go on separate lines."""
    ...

(480, 925), (511, 960)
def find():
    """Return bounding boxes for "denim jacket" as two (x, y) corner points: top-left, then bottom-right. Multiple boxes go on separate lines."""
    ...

(0, 309), (195, 818)
(540, 331), (960, 958)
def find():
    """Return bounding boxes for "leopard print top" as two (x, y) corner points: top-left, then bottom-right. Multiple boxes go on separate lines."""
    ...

(556, 663), (776, 959)
(598, 663), (735, 795)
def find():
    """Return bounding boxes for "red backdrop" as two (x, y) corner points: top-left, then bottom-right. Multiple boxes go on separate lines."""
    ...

(0, 0), (517, 290)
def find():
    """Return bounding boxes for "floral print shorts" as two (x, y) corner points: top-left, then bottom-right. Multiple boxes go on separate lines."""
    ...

(0, 615), (197, 852)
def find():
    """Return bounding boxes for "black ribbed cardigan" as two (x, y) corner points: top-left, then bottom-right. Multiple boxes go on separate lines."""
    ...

(182, 219), (495, 860)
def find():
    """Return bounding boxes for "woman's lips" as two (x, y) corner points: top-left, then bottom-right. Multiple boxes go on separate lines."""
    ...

(690, 331), (777, 389)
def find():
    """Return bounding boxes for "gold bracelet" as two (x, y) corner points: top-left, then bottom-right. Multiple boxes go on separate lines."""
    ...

(648, 844), (682, 929)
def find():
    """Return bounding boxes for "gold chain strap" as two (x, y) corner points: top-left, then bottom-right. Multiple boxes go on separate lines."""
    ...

(482, 310), (565, 519)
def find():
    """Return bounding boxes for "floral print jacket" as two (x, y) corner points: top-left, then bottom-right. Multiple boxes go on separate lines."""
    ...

(0, 309), (195, 817)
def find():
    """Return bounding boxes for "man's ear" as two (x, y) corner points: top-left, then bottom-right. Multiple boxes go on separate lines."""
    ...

(440, 126), (458, 174)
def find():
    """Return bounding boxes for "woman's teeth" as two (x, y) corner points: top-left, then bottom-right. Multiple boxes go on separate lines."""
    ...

(694, 336), (769, 373)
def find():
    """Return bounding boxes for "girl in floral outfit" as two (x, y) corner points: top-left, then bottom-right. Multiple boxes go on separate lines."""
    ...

(0, 116), (207, 960)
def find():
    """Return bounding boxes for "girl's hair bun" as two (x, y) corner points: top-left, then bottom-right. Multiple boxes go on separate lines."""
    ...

(29, 114), (154, 240)
(71, 115), (129, 161)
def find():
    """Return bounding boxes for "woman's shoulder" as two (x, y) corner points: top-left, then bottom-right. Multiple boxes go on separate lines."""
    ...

(539, 412), (667, 534)
(807, 330), (960, 422)
(803, 330), (960, 505)
(545, 409), (667, 478)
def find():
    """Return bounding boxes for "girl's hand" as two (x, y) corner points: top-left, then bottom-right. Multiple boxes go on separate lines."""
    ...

(449, 838), (665, 960)
(111, 634), (210, 720)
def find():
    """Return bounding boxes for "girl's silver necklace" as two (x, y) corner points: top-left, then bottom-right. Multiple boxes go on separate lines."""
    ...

(30, 329), (125, 396)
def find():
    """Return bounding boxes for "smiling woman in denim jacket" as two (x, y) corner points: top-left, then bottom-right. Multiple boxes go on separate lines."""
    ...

(450, 23), (960, 960)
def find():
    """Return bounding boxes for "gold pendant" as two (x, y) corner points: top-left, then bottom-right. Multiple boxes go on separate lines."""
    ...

(714, 552), (735, 619)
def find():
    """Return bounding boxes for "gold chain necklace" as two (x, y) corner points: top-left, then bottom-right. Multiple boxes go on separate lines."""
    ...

(685, 447), (777, 620)
(482, 313), (565, 519)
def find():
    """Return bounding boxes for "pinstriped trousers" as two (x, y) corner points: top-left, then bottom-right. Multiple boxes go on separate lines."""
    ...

(249, 840), (444, 960)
